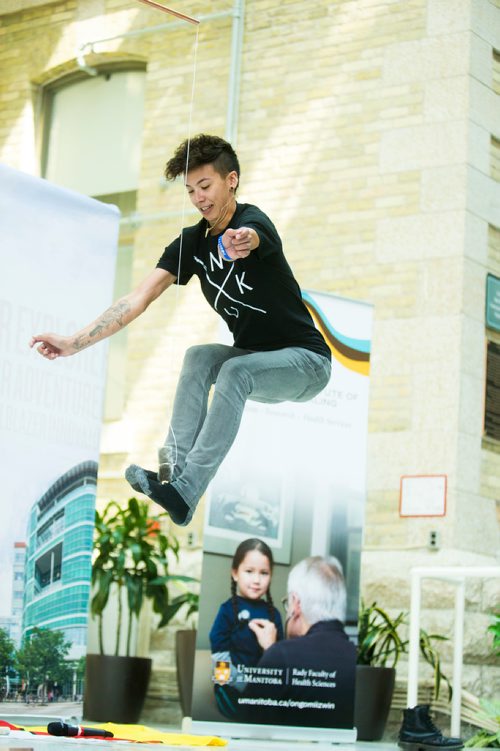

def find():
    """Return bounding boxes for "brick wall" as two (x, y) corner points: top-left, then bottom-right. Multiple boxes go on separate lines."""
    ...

(1, 0), (498, 722)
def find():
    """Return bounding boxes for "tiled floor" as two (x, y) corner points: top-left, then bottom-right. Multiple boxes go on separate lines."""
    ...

(0, 734), (398, 751)
(0, 703), (398, 751)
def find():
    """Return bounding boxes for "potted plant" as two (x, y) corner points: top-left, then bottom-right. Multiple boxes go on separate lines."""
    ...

(355, 601), (450, 741)
(354, 602), (404, 740)
(83, 497), (198, 723)
(464, 697), (500, 748)
(464, 612), (500, 748)
(174, 599), (199, 718)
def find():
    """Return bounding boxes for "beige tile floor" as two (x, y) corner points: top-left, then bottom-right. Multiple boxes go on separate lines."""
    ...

(0, 734), (398, 751)
(0, 702), (399, 751)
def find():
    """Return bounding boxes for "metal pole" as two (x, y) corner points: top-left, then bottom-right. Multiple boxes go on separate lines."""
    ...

(225, 0), (245, 146)
(407, 569), (421, 707)
(451, 579), (465, 736)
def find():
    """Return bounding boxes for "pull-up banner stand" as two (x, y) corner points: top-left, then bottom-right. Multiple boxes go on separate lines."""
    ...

(191, 291), (373, 743)
(0, 165), (118, 671)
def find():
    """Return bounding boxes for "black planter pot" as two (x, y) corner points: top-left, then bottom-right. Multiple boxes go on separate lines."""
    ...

(354, 665), (396, 741)
(175, 629), (197, 717)
(83, 654), (152, 724)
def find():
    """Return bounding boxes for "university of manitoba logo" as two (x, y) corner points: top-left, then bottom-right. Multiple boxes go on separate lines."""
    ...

(213, 660), (231, 685)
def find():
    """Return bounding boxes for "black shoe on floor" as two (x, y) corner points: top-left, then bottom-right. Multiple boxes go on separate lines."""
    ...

(126, 464), (191, 526)
(398, 705), (463, 751)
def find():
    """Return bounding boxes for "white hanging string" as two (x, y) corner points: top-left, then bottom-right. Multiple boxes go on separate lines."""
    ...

(168, 23), (200, 472)
(176, 22), (200, 291)
(135, 2), (200, 477)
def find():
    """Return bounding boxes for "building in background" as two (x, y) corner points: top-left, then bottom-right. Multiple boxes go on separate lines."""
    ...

(11, 543), (27, 648)
(0, 543), (26, 649)
(0, 0), (498, 725)
(23, 461), (97, 660)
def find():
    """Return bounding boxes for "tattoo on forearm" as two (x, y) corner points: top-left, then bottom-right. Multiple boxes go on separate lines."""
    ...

(71, 300), (131, 350)
(89, 300), (131, 338)
(72, 335), (87, 351)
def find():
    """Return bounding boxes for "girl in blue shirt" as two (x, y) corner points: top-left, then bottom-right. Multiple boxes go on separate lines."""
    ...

(210, 538), (283, 682)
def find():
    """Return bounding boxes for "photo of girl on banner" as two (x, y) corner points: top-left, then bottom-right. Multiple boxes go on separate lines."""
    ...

(191, 291), (373, 738)
(209, 538), (284, 714)
(236, 554), (356, 728)
(210, 549), (355, 728)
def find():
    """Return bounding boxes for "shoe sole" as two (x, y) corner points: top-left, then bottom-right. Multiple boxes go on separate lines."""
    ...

(125, 465), (157, 494)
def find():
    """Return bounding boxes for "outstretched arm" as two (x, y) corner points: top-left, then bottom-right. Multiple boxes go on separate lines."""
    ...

(219, 227), (260, 261)
(30, 268), (176, 360)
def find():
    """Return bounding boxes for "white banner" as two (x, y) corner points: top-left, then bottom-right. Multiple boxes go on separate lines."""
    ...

(192, 290), (373, 741)
(0, 165), (118, 672)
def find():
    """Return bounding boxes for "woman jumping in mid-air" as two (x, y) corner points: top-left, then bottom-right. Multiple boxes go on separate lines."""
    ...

(31, 134), (331, 526)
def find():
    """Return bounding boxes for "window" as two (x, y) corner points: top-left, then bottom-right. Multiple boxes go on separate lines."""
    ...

(485, 340), (500, 441)
(35, 543), (63, 591)
(43, 69), (146, 196)
(42, 67), (146, 419)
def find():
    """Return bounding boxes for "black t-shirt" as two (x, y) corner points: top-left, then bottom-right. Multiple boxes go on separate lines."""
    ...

(156, 203), (330, 360)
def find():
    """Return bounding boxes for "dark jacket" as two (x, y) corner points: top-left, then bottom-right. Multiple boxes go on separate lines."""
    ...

(240, 619), (356, 728)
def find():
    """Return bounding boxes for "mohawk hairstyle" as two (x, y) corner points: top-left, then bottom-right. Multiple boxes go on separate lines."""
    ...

(164, 133), (240, 186)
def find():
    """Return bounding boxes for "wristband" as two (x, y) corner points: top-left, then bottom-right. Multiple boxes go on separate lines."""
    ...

(218, 235), (234, 262)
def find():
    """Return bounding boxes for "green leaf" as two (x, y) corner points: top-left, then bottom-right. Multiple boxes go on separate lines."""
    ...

(90, 498), (199, 654)
(125, 574), (143, 616)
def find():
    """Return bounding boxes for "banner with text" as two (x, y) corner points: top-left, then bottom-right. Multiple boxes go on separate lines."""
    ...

(191, 290), (373, 742)
(0, 165), (118, 696)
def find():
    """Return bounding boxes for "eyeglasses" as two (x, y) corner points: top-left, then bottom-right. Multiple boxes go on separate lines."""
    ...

(280, 596), (288, 609)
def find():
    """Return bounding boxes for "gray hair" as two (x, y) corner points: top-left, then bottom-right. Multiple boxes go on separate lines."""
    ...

(287, 556), (346, 625)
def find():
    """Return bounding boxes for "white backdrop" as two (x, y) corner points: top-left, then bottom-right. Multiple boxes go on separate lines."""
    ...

(0, 164), (118, 629)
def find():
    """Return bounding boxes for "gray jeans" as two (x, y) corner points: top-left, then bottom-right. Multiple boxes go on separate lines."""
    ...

(165, 344), (331, 511)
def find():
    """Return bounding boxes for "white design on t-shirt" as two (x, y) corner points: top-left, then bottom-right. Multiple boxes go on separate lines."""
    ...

(209, 250), (224, 273)
(235, 271), (253, 295)
(214, 261), (235, 311)
(193, 255), (267, 315)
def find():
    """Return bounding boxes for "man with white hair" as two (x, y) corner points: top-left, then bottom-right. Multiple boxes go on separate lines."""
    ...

(241, 555), (356, 728)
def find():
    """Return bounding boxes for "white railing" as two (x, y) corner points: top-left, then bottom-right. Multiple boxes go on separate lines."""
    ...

(407, 566), (500, 736)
